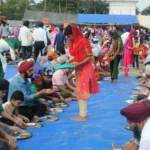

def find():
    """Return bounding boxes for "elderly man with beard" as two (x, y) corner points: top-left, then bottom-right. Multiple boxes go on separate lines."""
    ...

(113, 103), (150, 150)
(8, 61), (47, 122)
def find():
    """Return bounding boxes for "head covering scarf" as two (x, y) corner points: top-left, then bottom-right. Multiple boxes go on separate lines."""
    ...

(18, 61), (34, 74)
(112, 30), (124, 53)
(37, 22), (44, 28)
(124, 29), (135, 49)
(43, 68), (53, 77)
(50, 27), (59, 47)
(125, 26), (131, 32)
(120, 103), (150, 123)
(48, 51), (58, 59)
(32, 74), (43, 83)
(0, 79), (9, 90)
(33, 64), (44, 75)
(68, 24), (92, 62)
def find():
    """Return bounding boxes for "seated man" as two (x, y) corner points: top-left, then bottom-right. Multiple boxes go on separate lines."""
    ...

(113, 104), (150, 150)
(0, 79), (23, 127)
(0, 127), (17, 150)
(42, 68), (65, 103)
(0, 79), (21, 150)
(135, 65), (150, 104)
(52, 69), (76, 99)
(8, 61), (47, 122)
(2, 90), (29, 125)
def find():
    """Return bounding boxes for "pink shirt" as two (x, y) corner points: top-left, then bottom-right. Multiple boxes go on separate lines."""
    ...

(52, 70), (69, 91)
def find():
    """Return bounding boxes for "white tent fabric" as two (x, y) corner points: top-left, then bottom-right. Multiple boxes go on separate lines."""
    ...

(137, 15), (150, 29)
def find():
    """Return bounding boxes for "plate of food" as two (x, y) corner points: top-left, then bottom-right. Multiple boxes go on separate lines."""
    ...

(44, 89), (54, 94)
(130, 95), (137, 99)
(55, 64), (74, 70)
(50, 108), (63, 114)
(16, 130), (32, 140)
(125, 100), (134, 104)
(54, 103), (68, 108)
(125, 125), (133, 131)
(45, 89), (53, 93)
(103, 57), (113, 62)
(103, 77), (111, 81)
(22, 123), (43, 129)
(40, 116), (59, 122)
(131, 91), (139, 95)
(133, 86), (143, 90)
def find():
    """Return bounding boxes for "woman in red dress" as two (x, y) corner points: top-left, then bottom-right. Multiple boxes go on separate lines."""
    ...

(64, 25), (100, 121)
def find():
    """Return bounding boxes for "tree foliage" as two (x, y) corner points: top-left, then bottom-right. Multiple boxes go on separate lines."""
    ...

(142, 6), (150, 15)
(0, 0), (29, 20)
(0, 0), (109, 20)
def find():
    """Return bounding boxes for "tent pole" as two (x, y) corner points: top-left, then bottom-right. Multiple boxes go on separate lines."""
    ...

(65, 0), (68, 23)
(44, 0), (47, 18)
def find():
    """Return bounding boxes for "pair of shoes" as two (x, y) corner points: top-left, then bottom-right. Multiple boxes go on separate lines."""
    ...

(110, 80), (114, 83)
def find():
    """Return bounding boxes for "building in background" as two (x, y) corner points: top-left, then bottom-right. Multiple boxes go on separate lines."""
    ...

(108, 0), (138, 15)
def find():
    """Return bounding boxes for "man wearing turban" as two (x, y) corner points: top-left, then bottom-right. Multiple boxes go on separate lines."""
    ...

(8, 60), (47, 122)
(113, 103), (150, 150)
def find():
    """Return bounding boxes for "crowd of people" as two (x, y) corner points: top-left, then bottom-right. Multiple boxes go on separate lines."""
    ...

(0, 19), (150, 149)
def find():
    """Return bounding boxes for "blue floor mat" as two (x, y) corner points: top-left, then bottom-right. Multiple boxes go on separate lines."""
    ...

(5, 66), (136, 150)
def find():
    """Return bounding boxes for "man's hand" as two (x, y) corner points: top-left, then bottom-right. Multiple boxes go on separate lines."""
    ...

(52, 97), (60, 103)
(73, 62), (79, 69)
(71, 93), (76, 97)
(39, 89), (47, 95)
(23, 116), (30, 123)
(40, 101), (49, 107)
(6, 136), (18, 150)
(9, 126), (21, 133)
(5, 134), (16, 143)
(123, 140), (138, 150)
(14, 119), (24, 127)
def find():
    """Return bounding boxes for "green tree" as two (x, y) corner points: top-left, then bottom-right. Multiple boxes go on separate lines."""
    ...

(0, 0), (109, 20)
(136, 7), (140, 15)
(1, 0), (29, 20)
(29, 0), (108, 14)
(142, 6), (150, 15)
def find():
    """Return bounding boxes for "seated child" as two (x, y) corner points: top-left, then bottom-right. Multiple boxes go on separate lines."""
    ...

(31, 74), (51, 114)
(2, 91), (29, 125)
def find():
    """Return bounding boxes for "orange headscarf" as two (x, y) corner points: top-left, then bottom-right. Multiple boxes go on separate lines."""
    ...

(48, 51), (58, 59)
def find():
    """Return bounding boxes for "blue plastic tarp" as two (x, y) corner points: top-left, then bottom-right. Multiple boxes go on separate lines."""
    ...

(4, 66), (138, 150)
(78, 14), (138, 24)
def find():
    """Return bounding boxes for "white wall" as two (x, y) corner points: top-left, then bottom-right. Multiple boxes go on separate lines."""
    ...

(109, 0), (137, 15)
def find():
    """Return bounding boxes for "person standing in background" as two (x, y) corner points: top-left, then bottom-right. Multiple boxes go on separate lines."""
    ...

(54, 27), (66, 55)
(1, 21), (9, 39)
(19, 21), (32, 60)
(33, 22), (47, 62)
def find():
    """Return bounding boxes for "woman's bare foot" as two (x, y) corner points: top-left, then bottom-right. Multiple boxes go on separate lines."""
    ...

(124, 75), (130, 80)
(71, 116), (87, 121)
(110, 80), (114, 83)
